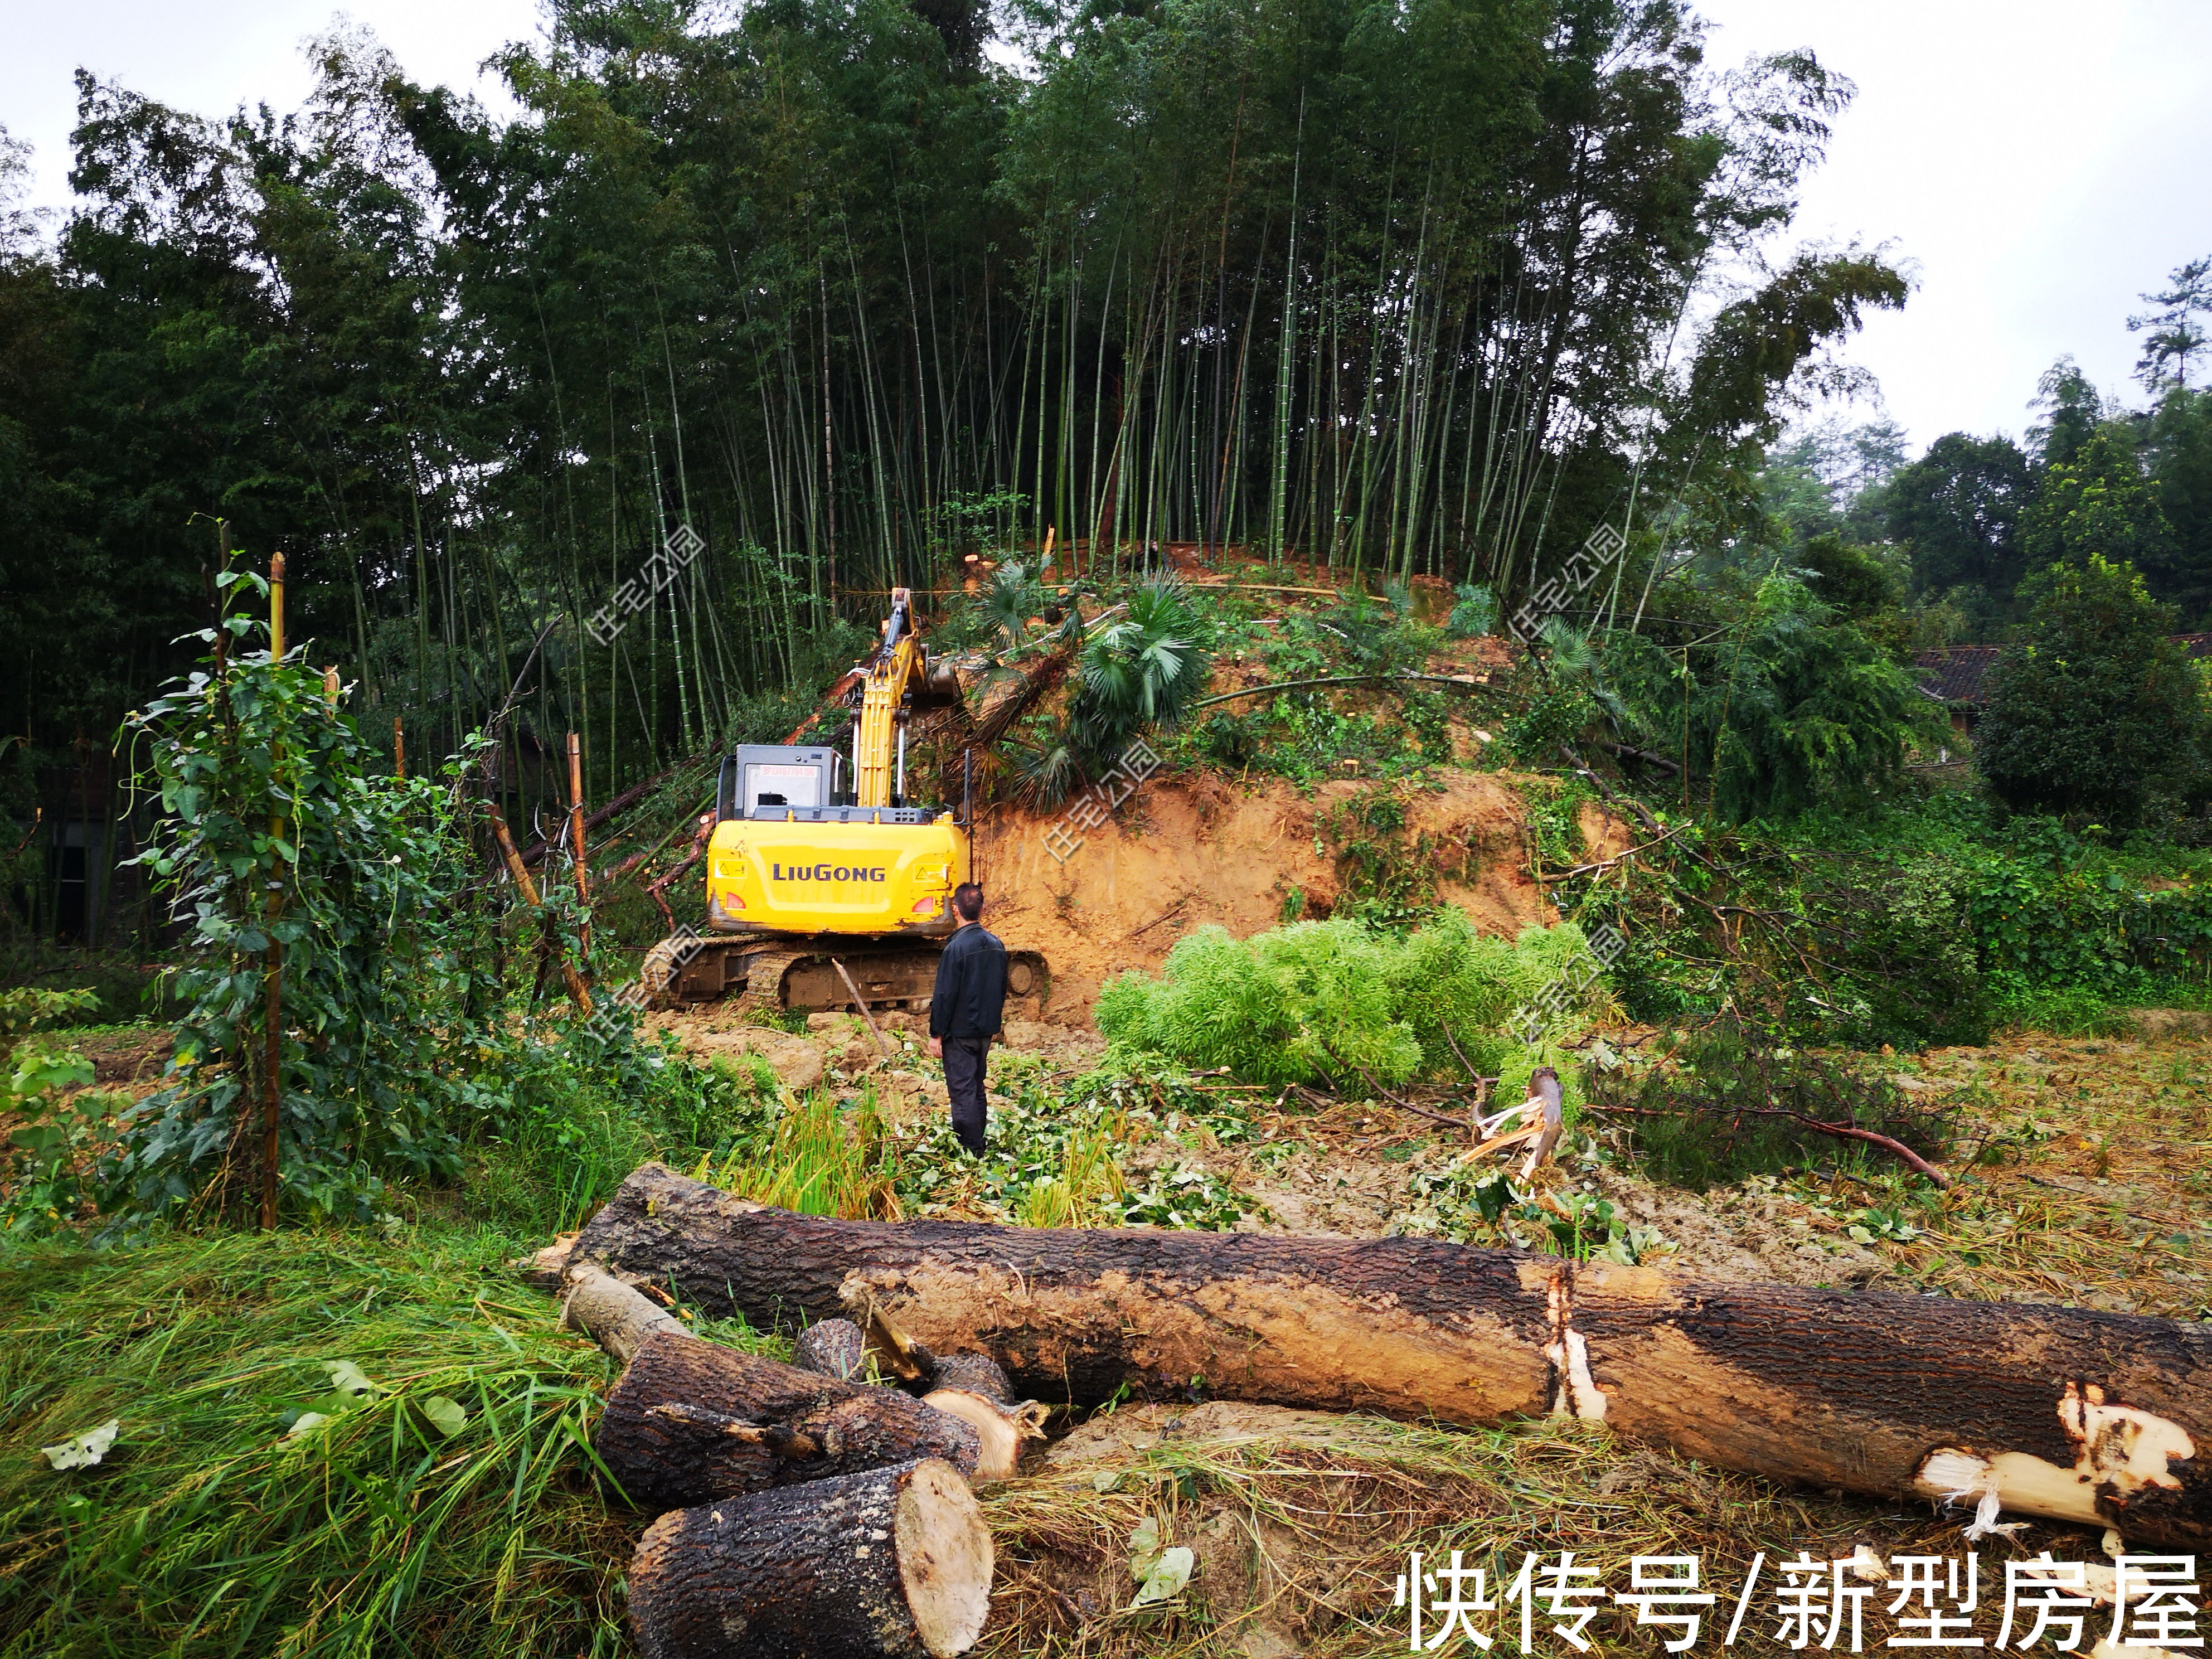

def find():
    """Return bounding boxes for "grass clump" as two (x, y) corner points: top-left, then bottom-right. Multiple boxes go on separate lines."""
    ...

(0, 1225), (665, 1657)
(696, 1089), (903, 1219)
(1094, 912), (1613, 1091)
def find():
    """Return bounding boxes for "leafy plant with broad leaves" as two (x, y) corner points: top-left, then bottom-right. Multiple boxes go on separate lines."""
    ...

(1447, 583), (1500, 639)
(1010, 576), (1213, 806)
(113, 562), (492, 1223)
(1070, 578), (1213, 756)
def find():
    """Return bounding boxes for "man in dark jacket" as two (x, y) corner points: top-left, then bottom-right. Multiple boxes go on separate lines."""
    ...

(928, 882), (1007, 1154)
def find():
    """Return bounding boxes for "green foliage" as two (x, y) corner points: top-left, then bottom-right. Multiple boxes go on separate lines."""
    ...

(1590, 1022), (1964, 1192)
(1070, 578), (1214, 760)
(0, 986), (99, 1065)
(114, 583), (491, 1223)
(1884, 431), (2036, 607)
(700, 1090), (901, 1219)
(1391, 1163), (1664, 1263)
(2145, 386), (2212, 621)
(1629, 795), (2212, 1050)
(2128, 256), (2211, 394)
(2, 1047), (126, 1238)
(2024, 425), (2174, 575)
(1315, 784), (1460, 924)
(1604, 575), (1936, 821)
(1095, 913), (1608, 1089)
(1794, 532), (1903, 618)
(1977, 554), (2211, 826)
(0, 1227), (644, 1656)
(1447, 584), (1499, 639)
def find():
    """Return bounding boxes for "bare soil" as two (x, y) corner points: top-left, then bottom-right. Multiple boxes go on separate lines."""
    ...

(972, 772), (1561, 1020)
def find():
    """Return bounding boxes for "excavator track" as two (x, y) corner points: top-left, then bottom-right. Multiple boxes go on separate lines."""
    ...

(729, 949), (808, 1017)
(643, 936), (1049, 1019)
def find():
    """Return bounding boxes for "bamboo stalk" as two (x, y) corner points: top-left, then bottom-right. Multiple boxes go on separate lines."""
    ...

(262, 550), (285, 1233)
(566, 731), (591, 963)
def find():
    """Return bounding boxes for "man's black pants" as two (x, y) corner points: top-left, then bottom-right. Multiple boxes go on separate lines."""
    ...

(941, 1034), (993, 1153)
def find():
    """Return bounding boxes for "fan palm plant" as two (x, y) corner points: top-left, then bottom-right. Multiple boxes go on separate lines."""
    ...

(1070, 579), (1213, 759)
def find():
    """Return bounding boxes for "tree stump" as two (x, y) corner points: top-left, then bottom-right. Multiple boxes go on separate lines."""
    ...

(629, 1457), (993, 1659)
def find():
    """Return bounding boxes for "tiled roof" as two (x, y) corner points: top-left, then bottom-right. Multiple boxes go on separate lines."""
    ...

(1916, 634), (2212, 705)
(1913, 647), (2001, 705)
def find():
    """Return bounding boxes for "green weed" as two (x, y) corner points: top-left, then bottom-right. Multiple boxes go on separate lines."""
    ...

(0, 1226), (657, 1658)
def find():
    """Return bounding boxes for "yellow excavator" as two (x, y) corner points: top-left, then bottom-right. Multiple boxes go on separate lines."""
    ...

(642, 587), (1047, 1016)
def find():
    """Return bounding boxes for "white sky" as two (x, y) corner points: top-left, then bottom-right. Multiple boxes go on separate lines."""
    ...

(4, 0), (2208, 456)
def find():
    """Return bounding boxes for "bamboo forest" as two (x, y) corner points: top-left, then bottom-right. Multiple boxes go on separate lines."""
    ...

(6, 2), (2212, 1656)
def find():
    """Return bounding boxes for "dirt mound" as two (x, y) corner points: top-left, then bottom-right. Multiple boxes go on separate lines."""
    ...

(975, 772), (1558, 1019)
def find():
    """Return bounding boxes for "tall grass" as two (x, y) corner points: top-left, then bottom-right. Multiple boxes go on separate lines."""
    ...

(699, 1091), (902, 1220)
(0, 1226), (671, 1658)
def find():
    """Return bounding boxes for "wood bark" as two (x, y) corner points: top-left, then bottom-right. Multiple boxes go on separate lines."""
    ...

(795, 1318), (869, 1380)
(629, 1457), (992, 1659)
(570, 1163), (2212, 1548)
(564, 1262), (981, 1510)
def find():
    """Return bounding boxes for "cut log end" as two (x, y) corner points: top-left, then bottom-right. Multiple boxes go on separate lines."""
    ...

(630, 1458), (992, 1659)
(920, 1389), (1025, 1482)
(896, 1458), (995, 1656)
(796, 1318), (869, 1381)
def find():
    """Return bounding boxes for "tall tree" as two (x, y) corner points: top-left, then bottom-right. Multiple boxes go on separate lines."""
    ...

(2128, 255), (2211, 393)
(1883, 431), (2034, 608)
(1977, 554), (2209, 826)
(2022, 424), (2174, 586)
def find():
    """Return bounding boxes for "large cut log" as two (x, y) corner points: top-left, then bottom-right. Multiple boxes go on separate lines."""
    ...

(563, 1262), (982, 1508)
(569, 1163), (2212, 1548)
(630, 1457), (992, 1659)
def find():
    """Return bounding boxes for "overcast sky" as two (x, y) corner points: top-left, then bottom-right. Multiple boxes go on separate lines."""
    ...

(6, 0), (2208, 457)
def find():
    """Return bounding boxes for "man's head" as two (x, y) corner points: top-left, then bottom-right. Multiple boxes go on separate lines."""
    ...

(952, 882), (984, 923)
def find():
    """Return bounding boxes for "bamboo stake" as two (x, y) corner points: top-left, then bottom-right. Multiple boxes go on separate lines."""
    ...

(394, 718), (405, 781)
(261, 551), (285, 1232)
(566, 731), (591, 963)
(488, 804), (594, 1015)
(829, 958), (895, 1060)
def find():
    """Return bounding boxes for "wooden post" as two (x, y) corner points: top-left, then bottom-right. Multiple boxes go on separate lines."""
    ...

(566, 732), (590, 962)
(830, 958), (895, 1060)
(489, 803), (594, 1015)
(261, 551), (286, 1231)
(393, 718), (406, 781)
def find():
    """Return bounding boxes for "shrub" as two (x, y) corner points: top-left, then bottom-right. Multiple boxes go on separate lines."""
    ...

(1095, 913), (1612, 1089)
(1447, 584), (1499, 639)
(113, 579), (491, 1223)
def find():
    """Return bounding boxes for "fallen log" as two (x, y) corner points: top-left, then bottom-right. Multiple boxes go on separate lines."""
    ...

(630, 1457), (992, 1659)
(567, 1164), (2212, 1548)
(564, 1263), (982, 1509)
